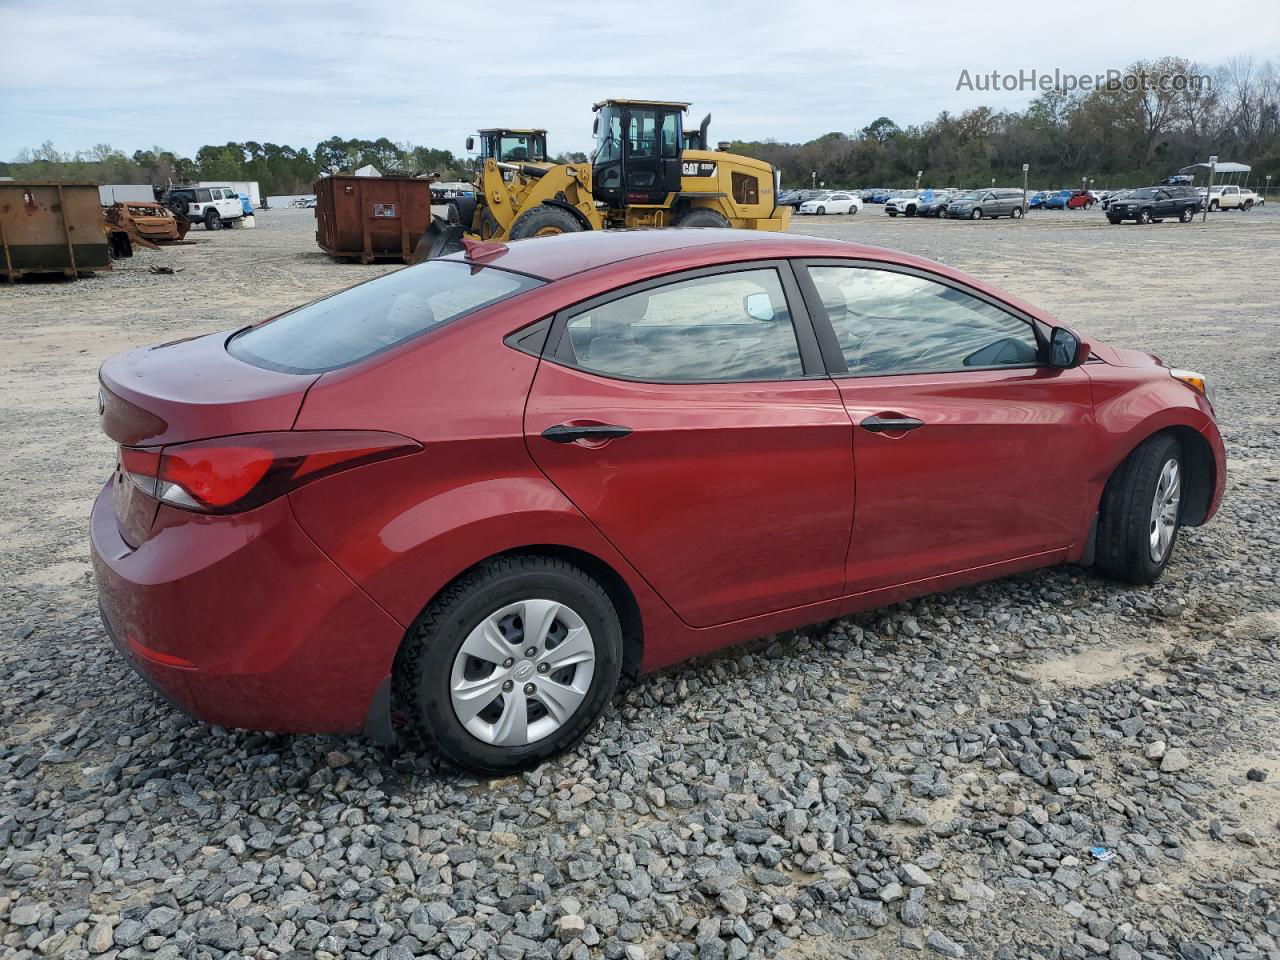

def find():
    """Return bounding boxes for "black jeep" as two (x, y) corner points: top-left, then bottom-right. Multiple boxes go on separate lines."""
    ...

(1107, 185), (1202, 224)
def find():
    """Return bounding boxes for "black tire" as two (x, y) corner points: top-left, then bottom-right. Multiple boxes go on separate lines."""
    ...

(1243, 200), (1254, 212)
(816, 206), (827, 216)
(1095, 433), (1184, 585)
(970, 208), (982, 220)
(1108, 217), (1122, 225)
(886, 208), (896, 216)
(204, 210), (221, 231)
(445, 202), (461, 225)
(676, 207), (731, 228)
(905, 205), (916, 217)
(395, 556), (623, 775)
(1179, 206), (1195, 223)
(1209, 200), (1219, 212)
(508, 205), (583, 240)
(1011, 206), (1023, 219)
(1137, 208), (1152, 225)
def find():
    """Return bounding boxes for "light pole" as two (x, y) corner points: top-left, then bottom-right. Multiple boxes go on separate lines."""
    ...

(1202, 155), (1217, 223)
(1022, 162), (1029, 212)
(1267, 174), (1272, 199)
(811, 170), (816, 191)
(990, 177), (996, 188)
(915, 170), (922, 190)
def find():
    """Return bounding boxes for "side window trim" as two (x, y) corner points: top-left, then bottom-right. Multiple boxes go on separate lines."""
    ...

(541, 259), (827, 383)
(792, 257), (1050, 378)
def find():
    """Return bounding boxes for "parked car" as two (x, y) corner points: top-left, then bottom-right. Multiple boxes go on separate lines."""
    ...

(1027, 191), (1049, 209)
(945, 188), (1025, 219)
(1107, 185), (1202, 224)
(1101, 190), (1133, 211)
(885, 190), (923, 216)
(866, 189), (893, 203)
(1066, 190), (1096, 210)
(1044, 190), (1074, 210)
(799, 192), (861, 215)
(91, 229), (1225, 773)
(164, 186), (244, 230)
(916, 191), (956, 217)
(1255, 192), (1266, 207)
(1208, 185), (1256, 211)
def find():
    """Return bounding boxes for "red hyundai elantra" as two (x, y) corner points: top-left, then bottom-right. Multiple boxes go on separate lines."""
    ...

(91, 229), (1224, 773)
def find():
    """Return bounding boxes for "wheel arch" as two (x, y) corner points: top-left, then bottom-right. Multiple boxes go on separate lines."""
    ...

(538, 198), (594, 231)
(1095, 423), (1217, 528)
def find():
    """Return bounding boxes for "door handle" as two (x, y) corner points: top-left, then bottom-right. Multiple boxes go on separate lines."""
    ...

(541, 423), (633, 444)
(860, 414), (924, 433)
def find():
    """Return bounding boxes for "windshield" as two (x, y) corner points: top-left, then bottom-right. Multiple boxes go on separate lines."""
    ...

(229, 261), (543, 374)
(1131, 188), (1160, 199)
(952, 192), (979, 201)
(594, 106), (622, 166)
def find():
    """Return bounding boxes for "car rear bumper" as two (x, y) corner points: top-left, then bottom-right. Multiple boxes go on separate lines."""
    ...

(90, 480), (405, 736)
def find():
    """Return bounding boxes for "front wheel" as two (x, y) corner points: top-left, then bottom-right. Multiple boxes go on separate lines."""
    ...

(1209, 200), (1219, 211)
(1095, 433), (1184, 584)
(395, 556), (623, 775)
(509, 205), (583, 239)
(886, 208), (896, 216)
(1108, 217), (1122, 225)
(970, 208), (982, 220)
(1137, 208), (1153, 224)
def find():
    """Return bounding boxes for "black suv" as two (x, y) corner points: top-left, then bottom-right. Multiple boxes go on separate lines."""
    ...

(779, 189), (826, 210)
(1107, 185), (1202, 224)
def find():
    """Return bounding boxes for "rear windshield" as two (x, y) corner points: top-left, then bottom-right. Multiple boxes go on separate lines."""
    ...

(228, 261), (543, 374)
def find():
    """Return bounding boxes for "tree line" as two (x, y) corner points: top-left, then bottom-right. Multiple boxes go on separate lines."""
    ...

(2, 56), (1276, 195)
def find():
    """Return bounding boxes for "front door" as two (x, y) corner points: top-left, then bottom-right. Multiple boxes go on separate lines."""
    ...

(524, 263), (853, 628)
(622, 107), (683, 203)
(799, 261), (1095, 593)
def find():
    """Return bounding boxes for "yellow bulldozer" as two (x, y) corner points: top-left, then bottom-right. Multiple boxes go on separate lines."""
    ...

(418, 99), (790, 259)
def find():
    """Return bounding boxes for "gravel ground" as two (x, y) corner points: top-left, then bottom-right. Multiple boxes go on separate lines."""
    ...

(2, 207), (1279, 960)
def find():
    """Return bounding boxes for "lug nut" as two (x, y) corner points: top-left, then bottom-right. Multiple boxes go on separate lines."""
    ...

(537, 663), (549, 673)
(524, 683), (536, 695)
(524, 647), (537, 658)
(503, 658), (514, 668)
(502, 680), (513, 692)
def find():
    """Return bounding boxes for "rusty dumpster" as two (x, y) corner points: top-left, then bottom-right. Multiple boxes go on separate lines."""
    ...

(0, 182), (111, 281)
(314, 175), (435, 264)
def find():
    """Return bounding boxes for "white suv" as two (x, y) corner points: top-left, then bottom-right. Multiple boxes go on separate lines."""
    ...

(165, 186), (245, 230)
(885, 191), (923, 216)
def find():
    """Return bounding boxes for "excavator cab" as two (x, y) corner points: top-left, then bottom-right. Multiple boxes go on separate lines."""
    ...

(592, 100), (705, 206)
(467, 129), (549, 165)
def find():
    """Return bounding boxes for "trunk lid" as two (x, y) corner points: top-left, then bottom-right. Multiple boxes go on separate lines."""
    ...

(99, 330), (319, 447)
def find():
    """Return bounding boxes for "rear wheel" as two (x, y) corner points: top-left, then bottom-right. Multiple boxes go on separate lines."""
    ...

(676, 207), (731, 228)
(204, 210), (221, 231)
(1179, 206), (1195, 223)
(509, 205), (583, 240)
(395, 556), (623, 775)
(1011, 206), (1023, 219)
(1095, 433), (1184, 584)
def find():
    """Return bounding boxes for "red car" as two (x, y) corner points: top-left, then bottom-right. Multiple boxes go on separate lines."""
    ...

(92, 230), (1224, 773)
(1067, 190), (1096, 209)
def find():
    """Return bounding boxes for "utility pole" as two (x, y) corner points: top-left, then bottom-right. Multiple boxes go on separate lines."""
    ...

(915, 170), (922, 190)
(811, 170), (816, 191)
(1022, 163), (1029, 212)
(1202, 155), (1216, 223)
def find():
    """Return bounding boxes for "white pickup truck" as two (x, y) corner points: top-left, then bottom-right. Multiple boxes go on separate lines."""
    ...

(1207, 184), (1257, 211)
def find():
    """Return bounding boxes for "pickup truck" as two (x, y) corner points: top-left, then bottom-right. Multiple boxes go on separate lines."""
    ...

(1208, 185), (1257, 211)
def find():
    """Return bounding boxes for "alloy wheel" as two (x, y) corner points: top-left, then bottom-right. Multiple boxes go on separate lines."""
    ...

(1148, 458), (1181, 563)
(449, 599), (596, 746)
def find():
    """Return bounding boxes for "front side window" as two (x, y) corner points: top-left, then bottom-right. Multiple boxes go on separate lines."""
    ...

(560, 269), (804, 383)
(230, 261), (542, 374)
(807, 266), (1040, 376)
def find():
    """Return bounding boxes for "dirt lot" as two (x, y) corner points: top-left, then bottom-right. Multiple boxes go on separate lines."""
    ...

(2, 207), (1278, 959)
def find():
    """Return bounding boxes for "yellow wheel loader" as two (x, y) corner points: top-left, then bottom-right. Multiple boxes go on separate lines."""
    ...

(418, 100), (790, 260)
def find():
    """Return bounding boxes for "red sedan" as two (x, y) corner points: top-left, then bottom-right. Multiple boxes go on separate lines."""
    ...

(92, 230), (1225, 773)
(1067, 190), (1097, 209)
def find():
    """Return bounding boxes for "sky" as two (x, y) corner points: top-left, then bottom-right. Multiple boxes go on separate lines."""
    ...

(3, 0), (1279, 163)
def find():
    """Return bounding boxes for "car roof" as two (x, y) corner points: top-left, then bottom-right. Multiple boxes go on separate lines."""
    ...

(435, 230), (1046, 324)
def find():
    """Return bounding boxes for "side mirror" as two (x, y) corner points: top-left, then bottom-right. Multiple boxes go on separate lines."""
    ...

(592, 116), (600, 136)
(744, 292), (775, 322)
(465, 136), (475, 152)
(1049, 327), (1090, 368)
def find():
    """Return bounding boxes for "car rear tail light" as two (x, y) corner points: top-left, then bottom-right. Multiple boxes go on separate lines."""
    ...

(118, 431), (420, 514)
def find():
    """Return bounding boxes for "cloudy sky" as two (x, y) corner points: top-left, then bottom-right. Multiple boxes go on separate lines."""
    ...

(3, 0), (1278, 162)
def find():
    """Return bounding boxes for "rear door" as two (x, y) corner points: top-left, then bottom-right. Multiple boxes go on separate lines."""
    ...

(524, 262), (854, 628)
(797, 260), (1095, 593)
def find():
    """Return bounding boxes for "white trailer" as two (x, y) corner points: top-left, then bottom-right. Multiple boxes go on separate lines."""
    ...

(99, 184), (156, 205)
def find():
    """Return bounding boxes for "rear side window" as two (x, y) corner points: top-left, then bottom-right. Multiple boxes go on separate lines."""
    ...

(229, 261), (542, 374)
(194, 189), (212, 202)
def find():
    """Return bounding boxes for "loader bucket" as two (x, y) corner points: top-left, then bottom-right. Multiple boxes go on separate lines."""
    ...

(412, 217), (466, 263)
